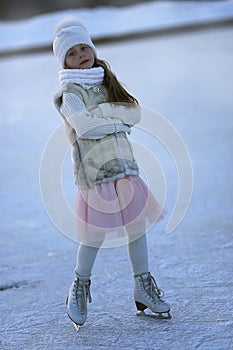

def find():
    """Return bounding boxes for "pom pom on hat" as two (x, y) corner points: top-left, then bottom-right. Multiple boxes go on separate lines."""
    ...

(53, 18), (97, 67)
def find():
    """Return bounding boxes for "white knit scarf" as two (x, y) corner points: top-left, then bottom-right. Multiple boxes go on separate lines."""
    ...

(59, 66), (104, 89)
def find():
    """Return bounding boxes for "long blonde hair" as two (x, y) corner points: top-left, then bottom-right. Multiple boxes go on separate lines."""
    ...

(94, 58), (139, 105)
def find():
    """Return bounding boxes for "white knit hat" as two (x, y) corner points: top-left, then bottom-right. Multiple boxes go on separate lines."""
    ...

(53, 18), (97, 67)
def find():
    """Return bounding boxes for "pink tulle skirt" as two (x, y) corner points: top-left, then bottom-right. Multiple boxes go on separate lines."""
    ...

(75, 175), (164, 247)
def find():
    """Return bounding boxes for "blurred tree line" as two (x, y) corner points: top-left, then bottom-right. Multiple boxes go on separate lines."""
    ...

(0, 0), (155, 19)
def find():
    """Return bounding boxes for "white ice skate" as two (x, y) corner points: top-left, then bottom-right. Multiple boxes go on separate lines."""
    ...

(134, 272), (171, 319)
(66, 277), (92, 331)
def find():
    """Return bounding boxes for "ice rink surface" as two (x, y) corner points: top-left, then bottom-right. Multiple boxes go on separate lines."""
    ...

(0, 26), (233, 349)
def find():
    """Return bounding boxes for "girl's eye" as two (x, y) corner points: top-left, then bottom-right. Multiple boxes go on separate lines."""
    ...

(68, 49), (76, 57)
(81, 46), (88, 51)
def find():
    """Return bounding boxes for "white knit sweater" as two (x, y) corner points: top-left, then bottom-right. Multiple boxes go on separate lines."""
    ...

(58, 67), (141, 140)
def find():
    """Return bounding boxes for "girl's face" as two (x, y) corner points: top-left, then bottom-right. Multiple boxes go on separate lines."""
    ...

(65, 44), (95, 69)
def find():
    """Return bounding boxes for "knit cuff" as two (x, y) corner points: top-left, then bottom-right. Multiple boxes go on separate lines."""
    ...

(99, 103), (114, 117)
(114, 123), (131, 134)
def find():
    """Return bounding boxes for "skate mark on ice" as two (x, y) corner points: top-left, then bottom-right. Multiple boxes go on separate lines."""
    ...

(0, 281), (29, 291)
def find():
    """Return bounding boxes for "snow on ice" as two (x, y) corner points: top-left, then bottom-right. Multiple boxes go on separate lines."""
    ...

(0, 0), (233, 51)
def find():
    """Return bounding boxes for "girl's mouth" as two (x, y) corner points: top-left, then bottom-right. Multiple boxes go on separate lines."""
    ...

(80, 59), (89, 65)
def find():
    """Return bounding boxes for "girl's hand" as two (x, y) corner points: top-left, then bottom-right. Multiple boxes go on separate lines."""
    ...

(99, 103), (141, 126)
(115, 123), (132, 135)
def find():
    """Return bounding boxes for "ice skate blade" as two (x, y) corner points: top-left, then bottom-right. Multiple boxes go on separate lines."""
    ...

(136, 310), (171, 320)
(72, 321), (80, 332)
(66, 297), (82, 331)
(67, 314), (84, 332)
(67, 315), (82, 332)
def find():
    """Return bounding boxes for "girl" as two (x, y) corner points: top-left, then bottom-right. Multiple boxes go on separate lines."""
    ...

(53, 18), (170, 327)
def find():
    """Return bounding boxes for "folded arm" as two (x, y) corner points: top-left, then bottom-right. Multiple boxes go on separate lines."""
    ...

(98, 102), (141, 126)
(60, 92), (131, 139)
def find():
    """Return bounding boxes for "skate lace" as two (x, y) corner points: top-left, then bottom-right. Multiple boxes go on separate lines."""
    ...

(143, 273), (164, 300)
(72, 279), (92, 312)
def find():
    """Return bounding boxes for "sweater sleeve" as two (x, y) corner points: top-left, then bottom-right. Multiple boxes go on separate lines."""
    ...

(60, 92), (131, 139)
(98, 102), (141, 126)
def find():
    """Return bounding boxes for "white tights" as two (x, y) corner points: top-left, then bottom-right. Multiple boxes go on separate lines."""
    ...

(75, 233), (149, 279)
